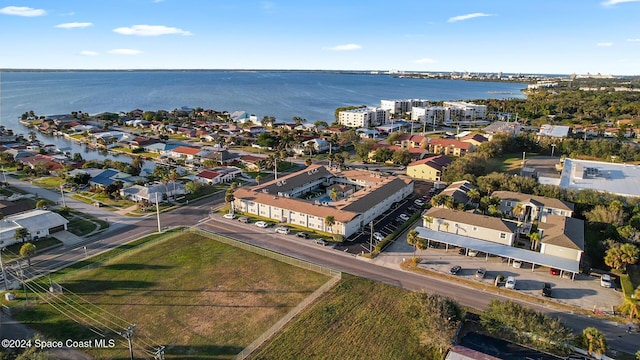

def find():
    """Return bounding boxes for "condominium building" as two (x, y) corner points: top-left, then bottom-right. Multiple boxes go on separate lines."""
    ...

(233, 165), (414, 238)
(338, 107), (389, 128)
(381, 99), (430, 117)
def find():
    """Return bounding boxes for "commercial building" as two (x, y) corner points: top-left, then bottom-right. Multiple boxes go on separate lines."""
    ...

(559, 158), (640, 198)
(233, 165), (413, 238)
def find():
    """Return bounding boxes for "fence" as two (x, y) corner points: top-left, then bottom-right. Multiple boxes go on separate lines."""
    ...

(235, 273), (342, 360)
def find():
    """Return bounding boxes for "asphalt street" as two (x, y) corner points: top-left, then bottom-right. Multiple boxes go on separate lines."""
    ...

(1, 177), (638, 355)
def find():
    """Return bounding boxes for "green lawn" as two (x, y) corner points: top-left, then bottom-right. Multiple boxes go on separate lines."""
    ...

(252, 274), (442, 360)
(9, 232), (329, 359)
(2, 237), (63, 262)
(66, 217), (98, 236)
(32, 176), (65, 190)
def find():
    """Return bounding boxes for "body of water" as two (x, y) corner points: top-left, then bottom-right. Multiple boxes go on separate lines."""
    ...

(0, 70), (525, 159)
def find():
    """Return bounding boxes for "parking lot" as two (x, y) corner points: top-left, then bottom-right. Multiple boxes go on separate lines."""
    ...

(376, 226), (624, 313)
(334, 193), (425, 254)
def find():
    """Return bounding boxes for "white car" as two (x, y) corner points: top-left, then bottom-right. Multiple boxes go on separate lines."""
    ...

(505, 276), (516, 289)
(373, 232), (384, 241)
(399, 214), (410, 221)
(512, 260), (523, 268)
(414, 199), (425, 207)
(255, 221), (268, 228)
(600, 274), (613, 288)
(223, 213), (235, 219)
(275, 226), (290, 234)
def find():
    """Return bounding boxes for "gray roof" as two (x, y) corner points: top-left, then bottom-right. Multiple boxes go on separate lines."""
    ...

(491, 191), (574, 212)
(538, 124), (570, 138)
(341, 178), (410, 213)
(425, 207), (519, 233)
(538, 215), (584, 251)
(6, 209), (69, 230)
(415, 227), (580, 273)
(256, 164), (332, 194)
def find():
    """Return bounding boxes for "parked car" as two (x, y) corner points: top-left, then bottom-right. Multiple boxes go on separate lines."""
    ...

(549, 268), (560, 276)
(475, 268), (486, 279)
(223, 213), (235, 219)
(505, 276), (516, 289)
(296, 232), (309, 239)
(255, 221), (269, 228)
(238, 216), (250, 223)
(373, 232), (384, 241)
(275, 226), (290, 235)
(512, 260), (523, 268)
(542, 283), (552, 297)
(93, 201), (103, 207)
(449, 265), (462, 275)
(600, 274), (613, 288)
(314, 239), (328, 246)
(467, 250), (478, 257)
(399, 214), (410, 221)
(414, 199), (425, 207)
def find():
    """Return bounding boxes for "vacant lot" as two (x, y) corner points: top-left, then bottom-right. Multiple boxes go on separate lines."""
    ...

(251, 274), (439, 360)
(12, 232), (329, 359)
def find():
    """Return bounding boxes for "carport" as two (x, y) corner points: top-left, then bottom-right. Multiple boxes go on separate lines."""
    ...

(415, 227), (580, 280)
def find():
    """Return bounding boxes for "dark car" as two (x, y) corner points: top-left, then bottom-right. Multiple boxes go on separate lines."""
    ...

(238, 216), (250, 223)
(449, 265), (462, 275)
(542, 283), (552, 297)
(296, 232), (309, 239)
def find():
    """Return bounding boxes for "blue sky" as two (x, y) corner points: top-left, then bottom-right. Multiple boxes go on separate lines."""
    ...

(1, 0), (639, 75)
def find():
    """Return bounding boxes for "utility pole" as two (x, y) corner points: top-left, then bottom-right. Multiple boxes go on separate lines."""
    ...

(155, 192), (161, 233)
(60, 184), (66, 207)
(0, 248), (7, 291)
(120, 324), (137, 360)
(369, 221), (374, 254)
(274, 157), (278, 180)
(1, 166), (7, 185)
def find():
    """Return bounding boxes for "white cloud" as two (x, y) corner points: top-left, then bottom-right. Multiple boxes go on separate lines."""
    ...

(55, 22), (93, 29)
(108, 49), (143, 55)
(448, 12), (493, 23)
(80, 50), (99, 56)
(601, 0), (640, 6)
(627, 38), (640, 42)
(113, 25), (192, 36)
(0, 6), (46, 17)
(597, 42), (614, 46)
(411, 58), (437, 64)
(323, 44), (362, 51)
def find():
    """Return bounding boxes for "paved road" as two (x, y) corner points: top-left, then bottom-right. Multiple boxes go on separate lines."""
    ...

(2, 188), (638, 355)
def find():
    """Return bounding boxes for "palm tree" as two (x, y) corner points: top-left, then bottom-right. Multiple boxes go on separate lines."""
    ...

(168, 170), (179, 197)
(443, 222), (450, 233)
(530, 232), (541, 251)
(467, 188), (481, 204)
(407, 229), (421, 255)
(511, 202), (525, 222)
(324, 215), (335, 234)
(582, 327), (607, 356)
(255, 174), (263, 185)
(423, 216), (434, 229)
(329, 188), (339, 202)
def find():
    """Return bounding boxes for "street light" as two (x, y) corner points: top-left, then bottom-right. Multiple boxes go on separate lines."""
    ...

(551, 143), (556, 157)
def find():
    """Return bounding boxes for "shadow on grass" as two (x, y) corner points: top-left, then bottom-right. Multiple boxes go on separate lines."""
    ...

(64, 279), (156, 293)
(165, 344), (245, 358)
(101, 263), (173, 271)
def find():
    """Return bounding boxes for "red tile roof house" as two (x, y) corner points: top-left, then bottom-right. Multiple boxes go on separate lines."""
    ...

(169, 146), (203, 160)
(194, 170), (221, 184)
(19, 154), (65, 174)
(396, 134), (427, 149)
(427, 138), (474, 157)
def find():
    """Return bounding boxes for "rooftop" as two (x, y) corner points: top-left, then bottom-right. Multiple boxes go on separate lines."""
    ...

(425, 207), (519, 234)
(491, 191), (574, 212)
(559, 158), (640, 198)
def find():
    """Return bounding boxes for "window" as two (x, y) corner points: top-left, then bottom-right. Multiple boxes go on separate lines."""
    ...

(547, 208), (552, 214)
(506, 201), (511, 207)
(500, 233), (506, 239)
(472, 226), (477, 231)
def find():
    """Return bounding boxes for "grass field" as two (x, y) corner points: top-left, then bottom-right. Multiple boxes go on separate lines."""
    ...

(10, 232), (329, 359)
(251, 274), (439, 360)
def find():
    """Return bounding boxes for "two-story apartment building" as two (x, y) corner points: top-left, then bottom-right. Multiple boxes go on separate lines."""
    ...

(406, 155), (452, 181)
(233, 165), (414, 238)
(492, 191), (574, 223)
(422, 207), (518, 246)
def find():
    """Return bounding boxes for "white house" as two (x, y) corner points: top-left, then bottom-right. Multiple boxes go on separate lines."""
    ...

(0, 210), (69, 247)
(120, 181), (187, 202)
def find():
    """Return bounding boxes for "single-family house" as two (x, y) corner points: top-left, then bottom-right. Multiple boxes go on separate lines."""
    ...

(0, 210), (69, 247)
(240, 155), (267, 171)
(169, 146), (203, 161)
(89, 169), (134, 188)
(120, 181), (186, 202)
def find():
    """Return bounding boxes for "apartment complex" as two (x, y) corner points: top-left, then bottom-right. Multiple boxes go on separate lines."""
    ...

(338, 107), (389, 128)
(381, 99), (430, 116)
(492, 191), (575, 222)
(233, 165), (414, 238)
(411, 101), (487, 126)
(406, 155), (452, 181)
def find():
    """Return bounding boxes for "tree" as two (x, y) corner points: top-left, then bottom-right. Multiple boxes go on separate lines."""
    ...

(305, 158), (312, 166)
(354, 139), (376, 161)
(130, 156), (145, 176)
(184, 180), (201, 194)
(511, 202), (525, 221)
(405, 292), (464, 355)
(580, 327), (607, 356)
(604, 243), (640, 270)
(585, 204), (626, 227)
(35, 200), (48, 209)
(467, 188), (481, 203)
(392, 149), (413, 166)
(14, 227), (30, 243)
(20, 242), (37, 266)
(329, 187), (339, 202)
(407, 229), (428, 255)
(530, 232), (541, 251)
(324, 215), (335, 234)
(255, 174), (263, 185)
